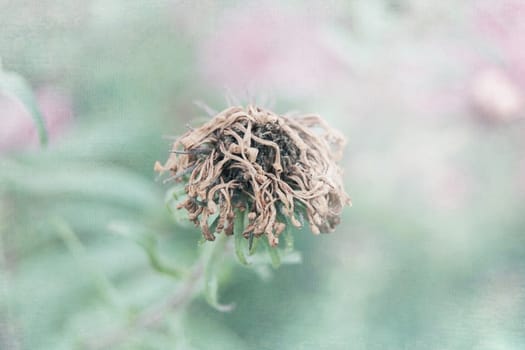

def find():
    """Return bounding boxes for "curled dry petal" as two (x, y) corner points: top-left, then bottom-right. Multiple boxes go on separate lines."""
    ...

(156, 105), (350, 247)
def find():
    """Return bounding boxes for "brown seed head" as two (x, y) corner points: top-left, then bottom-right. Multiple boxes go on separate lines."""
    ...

(156, 105), (351, 247)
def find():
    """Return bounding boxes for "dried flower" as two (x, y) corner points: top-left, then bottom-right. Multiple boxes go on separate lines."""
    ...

(155, 105), (350, 247)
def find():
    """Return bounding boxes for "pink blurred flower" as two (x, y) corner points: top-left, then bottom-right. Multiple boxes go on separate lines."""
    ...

(401, 1), (525, 123)
(476, 0), (525, 88)
(470, 67), (523, 122)
(198, 4), (347, 97)
(0, 85), (73, 153)
(469, 0), (525, 121)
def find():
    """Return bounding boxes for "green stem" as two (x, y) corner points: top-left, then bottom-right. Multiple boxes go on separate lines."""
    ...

(234, 210), (249, 265)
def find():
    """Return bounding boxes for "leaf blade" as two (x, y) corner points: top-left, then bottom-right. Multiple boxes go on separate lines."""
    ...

(233, 210), (249, 266)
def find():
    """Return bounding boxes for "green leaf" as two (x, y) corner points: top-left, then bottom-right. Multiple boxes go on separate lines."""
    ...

(202, 235), (235, 312)
(107, 220), (185, 279)
(248, 233), (259, 255)
(165, 185), (194, 228)
(0, 159), (160, 210)
(204, 273), (235, 312)
(141, 237), (185, 279)
(0, 60), (48, 145)
(233, 210), (249, 266)
(264, 239), (281, 269)
(247, 249), (301, 266)
(283, 226), (294, 252)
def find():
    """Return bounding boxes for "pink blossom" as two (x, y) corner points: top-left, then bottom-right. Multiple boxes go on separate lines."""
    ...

(0, 85), (73, 153)
(198, 4), (347, 97)
(470, 67), (523, 121)
(475, 0), (525, 88)
(468, 0), (525, 121)
(395, 1), (525, 122)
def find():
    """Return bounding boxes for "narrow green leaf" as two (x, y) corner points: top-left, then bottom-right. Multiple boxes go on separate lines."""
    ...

(0, 61), (48, 145)
(0, 159), (159, 210)
(108, 220), (185, 279)
(208, 214), (220, 235)
(265, 239), (281, 269)
(141, 237), (185, 279)
(203, 235), (235, 312)
(204, 274), (235, 312)
(248, 234), (259, 255)
(283, 226), (294, 252)
(246, 249), (301, 266)
(165, 185), (193, 228)
(233, 210), (249, 266)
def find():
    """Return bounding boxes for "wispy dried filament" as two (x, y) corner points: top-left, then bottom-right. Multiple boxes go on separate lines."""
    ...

(155, 105), (350, 247)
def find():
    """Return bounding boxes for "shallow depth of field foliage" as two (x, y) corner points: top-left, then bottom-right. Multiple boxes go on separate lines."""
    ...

(2, 1), (525, 349)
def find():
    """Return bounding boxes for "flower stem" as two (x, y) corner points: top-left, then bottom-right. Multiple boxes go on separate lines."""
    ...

(234, 210), (249, 265)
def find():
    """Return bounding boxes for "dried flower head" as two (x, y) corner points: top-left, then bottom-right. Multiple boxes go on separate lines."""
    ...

(155, 105), (350, 247)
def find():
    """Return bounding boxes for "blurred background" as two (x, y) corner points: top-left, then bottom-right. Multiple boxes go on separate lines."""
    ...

(1, 0), (525, 349)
